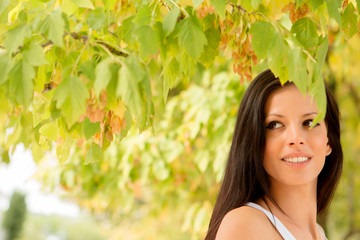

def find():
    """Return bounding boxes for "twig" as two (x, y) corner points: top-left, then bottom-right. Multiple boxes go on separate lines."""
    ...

(159, 0), (171, 11)
(95, 40), (129, 57)
(94, 41), (123, 65)
(228, 2), (268, 21)
(72, 42), (88, 74)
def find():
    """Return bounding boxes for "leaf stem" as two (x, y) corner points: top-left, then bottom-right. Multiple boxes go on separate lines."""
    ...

(167, 0), (189, 17)
(72, 42), (88, 75)
(151, 0), (158, 20)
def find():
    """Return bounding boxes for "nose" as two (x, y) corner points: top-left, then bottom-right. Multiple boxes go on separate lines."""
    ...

(287, 124), (305, 146)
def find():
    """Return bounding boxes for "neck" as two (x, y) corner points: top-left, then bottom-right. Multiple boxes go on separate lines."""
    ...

(259, 178), (320, 238)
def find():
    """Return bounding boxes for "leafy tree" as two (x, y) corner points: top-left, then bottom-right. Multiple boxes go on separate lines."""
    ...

(0, 0), (360, 239)
(2, 191), (27, 240)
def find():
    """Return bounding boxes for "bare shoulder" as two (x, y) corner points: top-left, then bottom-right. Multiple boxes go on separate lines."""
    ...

(215, 205), (281, 240)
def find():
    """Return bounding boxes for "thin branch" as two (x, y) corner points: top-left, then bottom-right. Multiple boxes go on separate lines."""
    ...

(159, 0), (171, 12)
(95, 40), (129, 57)
(72, 42), (88, 74)
(41, 40), (53, 48)
(70, 32), (88, 42)
(94, 41), (123, 65)
(151, 0), (158, 19)
(228, 2), (269, 21)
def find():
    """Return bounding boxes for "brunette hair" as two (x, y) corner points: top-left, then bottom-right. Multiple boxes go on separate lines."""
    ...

(204, 69), (343, 240)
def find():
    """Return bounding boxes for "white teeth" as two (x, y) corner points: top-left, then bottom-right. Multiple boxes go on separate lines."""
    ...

(283, 157), (309, 163)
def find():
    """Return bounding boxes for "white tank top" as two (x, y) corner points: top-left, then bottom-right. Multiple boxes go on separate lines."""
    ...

(245, 202), (327, 240)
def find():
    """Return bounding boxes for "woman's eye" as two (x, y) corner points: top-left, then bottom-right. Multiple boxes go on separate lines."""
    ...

(266, 121), (283, 129)
(303, 119), (319, 127)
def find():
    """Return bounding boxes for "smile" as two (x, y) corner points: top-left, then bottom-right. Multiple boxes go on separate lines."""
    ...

(282, 157), (310, 163)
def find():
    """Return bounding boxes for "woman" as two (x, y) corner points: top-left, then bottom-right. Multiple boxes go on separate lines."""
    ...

(205, 69), (343, 239)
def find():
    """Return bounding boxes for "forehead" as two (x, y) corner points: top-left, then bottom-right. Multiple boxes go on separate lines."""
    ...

(264, 84), (318, 115)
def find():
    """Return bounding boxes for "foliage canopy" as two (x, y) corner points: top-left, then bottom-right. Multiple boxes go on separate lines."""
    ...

(1, 0), (360, 239)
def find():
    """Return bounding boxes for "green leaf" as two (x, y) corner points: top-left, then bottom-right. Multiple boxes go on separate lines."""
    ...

(140, 73), (153, 129)
(163, 57), (179, 102)
(341, 3), (358, 40)
(83, 118), (101, 139)
(267, 34), (286, 78)
(310, 37), (328, 125)
(291, 17), (318, 49)
(38, 9), (65, 47)
(193, 207), (207, 232)
(195, 151), (209, 172)
(22, 42), (48, 66)
(6, 123), (22, 147)
(1, 150), (10, 164)
(116, 55), (144, 118)
(94, 58), (112, 96)
(309, 0), (324, 10)
(86, 7), (107, 31)
(33, 93), (51, 127)
(134, 5), (151, 26)
(315, 37), (329, 71)
(178, 12), (207, 59)
(31, 141), (44, 163)
(56, 134), (72, 164)
(120, 16), (136, 46)
(209, 0), (226, 19)
(295, 0), (305, 7)
(182, 204), (197, 232)
(163, 8), (180, 37)
(199, 27), (221, 68)
(152, 160), (169, 181)
(0, 0), (9, 15)
(135, 25), (160, 60)
(54, 75), (89, 127)
(0, 54), (12, 85)
(79, 61), (96, 81)
(309, 75), (326, 125)
(357, 0), (360, 14)
(85, 143), (103, 164)
(288, 48), (308, 95)
(39, 121), (59, 141)
(71, 0), (94, 9)
(62, 0), (78, 15)
(155, 22), (166, 60)
(34, 65), (47, 93)
(250, 21), (277, 59)
(325, 0), (341, 28)
(4, 24), (31, 53)
(8, 60), (35, 107)
(193, 0), (204, 9)
(251, 0), (261, 9)
(180, 50), (196, 78)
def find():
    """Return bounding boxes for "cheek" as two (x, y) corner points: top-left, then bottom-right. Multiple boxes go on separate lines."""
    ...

(264, 134), (281, 155)
(310, 129), (329, 154)
(263, 137), (281, 168)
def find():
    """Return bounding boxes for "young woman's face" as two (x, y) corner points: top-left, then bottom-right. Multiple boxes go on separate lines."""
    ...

(263, 84), (332, 187)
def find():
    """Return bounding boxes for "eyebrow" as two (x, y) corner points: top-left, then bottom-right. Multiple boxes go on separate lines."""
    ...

(266, 112), (318, 118)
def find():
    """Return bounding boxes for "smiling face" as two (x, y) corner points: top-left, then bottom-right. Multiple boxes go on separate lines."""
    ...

(263, 84), (332, 187)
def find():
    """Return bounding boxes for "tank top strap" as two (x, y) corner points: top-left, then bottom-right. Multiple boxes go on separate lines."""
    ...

(245, 202), (297, 240)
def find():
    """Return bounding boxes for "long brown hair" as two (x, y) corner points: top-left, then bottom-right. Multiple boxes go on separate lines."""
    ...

(204, 69), (343, 240)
